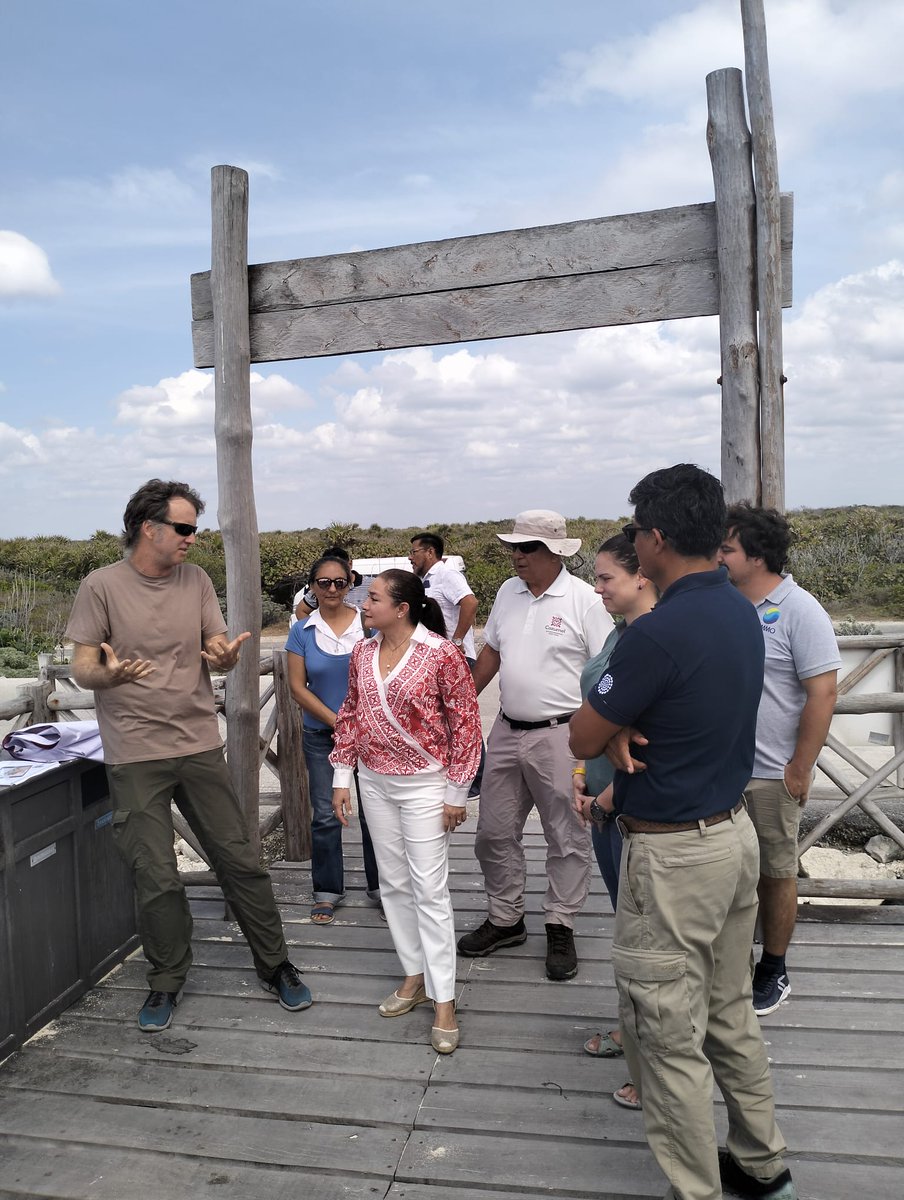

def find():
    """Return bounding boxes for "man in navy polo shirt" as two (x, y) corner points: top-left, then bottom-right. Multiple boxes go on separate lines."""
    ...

(570, 464), (794, 1200)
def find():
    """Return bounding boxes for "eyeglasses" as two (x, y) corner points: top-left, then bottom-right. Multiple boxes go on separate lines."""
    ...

(314, 577), (350, 590)
(161, 520), (198, 537)
(509, 540), (545, 553)
(409, 546), (428, 555)
(622, 523), (668, 544)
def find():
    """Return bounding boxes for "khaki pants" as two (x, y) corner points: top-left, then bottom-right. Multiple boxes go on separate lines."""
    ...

(474, 717), (590, 927)
(107, 748), (288, 993)
(613, 808), (786, 1200)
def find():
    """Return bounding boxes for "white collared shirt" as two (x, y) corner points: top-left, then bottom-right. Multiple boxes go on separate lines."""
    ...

(483, 566), (613, 721)
(304, 606), (364, 656)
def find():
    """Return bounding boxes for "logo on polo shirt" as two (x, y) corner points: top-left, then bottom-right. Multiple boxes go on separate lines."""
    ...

(545, 614), (566, 635)
(597, 673), (614, 695)
(763, 607), (781, 623)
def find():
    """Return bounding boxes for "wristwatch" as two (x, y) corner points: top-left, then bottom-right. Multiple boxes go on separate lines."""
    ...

(452, 637), (464, 647)
(589, 799), (612, 824)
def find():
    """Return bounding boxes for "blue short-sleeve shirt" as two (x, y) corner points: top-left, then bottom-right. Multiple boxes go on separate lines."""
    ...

(588, 568), (764, 822)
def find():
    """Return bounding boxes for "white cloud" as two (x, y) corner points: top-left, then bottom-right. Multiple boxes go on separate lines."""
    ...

(0, 231), (62, 298)
(113, 369), (313, 433)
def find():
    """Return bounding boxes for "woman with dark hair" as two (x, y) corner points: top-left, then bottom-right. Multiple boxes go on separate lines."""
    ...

(330, 569), (482, 1054)
(286, 554), (381, 924)
(572, 534), (656, 1107)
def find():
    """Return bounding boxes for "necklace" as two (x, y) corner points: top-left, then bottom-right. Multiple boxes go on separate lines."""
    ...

(380, 633), (412, 677)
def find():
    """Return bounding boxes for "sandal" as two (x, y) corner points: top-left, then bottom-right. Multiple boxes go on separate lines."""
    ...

(612, 1082), (642, 1111)
(310, 902), (335, 924)
(583, 1030), (625, 1058)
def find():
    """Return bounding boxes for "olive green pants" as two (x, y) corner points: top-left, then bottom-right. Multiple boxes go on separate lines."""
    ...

(613, 807), (787, 1200)
(107, 748), (288, 993)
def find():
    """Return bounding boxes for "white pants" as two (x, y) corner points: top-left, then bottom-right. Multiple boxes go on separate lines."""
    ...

(358, 764), (457, 1002)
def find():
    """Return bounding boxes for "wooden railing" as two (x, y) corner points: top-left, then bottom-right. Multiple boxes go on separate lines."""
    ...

(3, 639), (903, 899)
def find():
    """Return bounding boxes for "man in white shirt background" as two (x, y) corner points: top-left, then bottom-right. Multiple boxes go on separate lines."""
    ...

(409, 532), (483, 798)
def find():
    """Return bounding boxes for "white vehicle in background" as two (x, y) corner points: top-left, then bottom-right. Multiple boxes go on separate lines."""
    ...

(349, 555), (466, 607)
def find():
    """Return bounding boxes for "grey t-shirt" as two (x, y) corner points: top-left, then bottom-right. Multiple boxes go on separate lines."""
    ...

(751, 573), (841, 778)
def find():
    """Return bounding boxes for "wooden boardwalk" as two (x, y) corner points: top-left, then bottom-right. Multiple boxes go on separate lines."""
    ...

(0, 829), (902, 1200)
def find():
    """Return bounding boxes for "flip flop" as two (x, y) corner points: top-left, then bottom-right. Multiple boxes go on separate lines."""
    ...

(583, 1031), (625, 1058)
(613, 1082), (642, 1111)
(310, 902), (335, 924)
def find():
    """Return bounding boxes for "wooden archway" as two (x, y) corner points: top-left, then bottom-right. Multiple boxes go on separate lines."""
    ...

(190, 0), (790, 829)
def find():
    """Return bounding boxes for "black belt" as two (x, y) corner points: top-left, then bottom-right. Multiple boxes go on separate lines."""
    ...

(500, 710), (574, 731)
(618, 799), (745, 834)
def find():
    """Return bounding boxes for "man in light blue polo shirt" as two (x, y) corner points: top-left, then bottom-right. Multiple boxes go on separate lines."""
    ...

(720, 504), (840, 1017)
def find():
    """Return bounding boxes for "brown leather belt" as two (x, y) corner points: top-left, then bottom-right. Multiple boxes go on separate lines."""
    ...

(618, 799), (745, 834)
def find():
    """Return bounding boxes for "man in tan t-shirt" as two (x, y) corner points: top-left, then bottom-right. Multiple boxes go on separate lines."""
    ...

(66, 478), (312, 1032)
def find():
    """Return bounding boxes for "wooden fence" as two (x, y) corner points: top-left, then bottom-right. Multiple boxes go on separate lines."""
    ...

(2, 639), (903, 899)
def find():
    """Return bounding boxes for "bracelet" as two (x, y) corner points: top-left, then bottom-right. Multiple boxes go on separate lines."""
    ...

(572, 767), (586, 777)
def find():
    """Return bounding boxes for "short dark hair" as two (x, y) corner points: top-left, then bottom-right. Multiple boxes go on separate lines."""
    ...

(122, 479), (204, 549)
(380, 569), (447, 638)
(411, 532), (444, 558)
(596, 532), (641, 574)
(725, 503), (793, 574)
(629, 463), (725, 558)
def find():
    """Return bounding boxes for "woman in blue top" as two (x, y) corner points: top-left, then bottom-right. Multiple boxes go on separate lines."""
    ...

(572, 533), (656, 1105)
(287, 554), (380, 924)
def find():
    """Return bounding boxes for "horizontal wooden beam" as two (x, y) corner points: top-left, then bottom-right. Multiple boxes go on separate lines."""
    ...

(191, 196), (793, 366)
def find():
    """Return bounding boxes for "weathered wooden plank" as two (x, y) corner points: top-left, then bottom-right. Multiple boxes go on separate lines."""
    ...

(431, 1044), (904, 1105)
(191, 201), (738, 317)
(706, 66), (760, 505)
(743, 0), (786, 510)
(397, 1130), (664, 1198)
(59, 988), (447, 1046)
(272, 648), (311, 860)
(387, 1171), (904, 1200)
(16, 1015), (433, 1084)
(211, 164), (262, 846)
(191, 199), (793, 366)
(1, 1049), (424, 1128)
(412, 1080), (904, 1156)
(0, 1090), (403, 1176)
(0, 1140), (391, 1200)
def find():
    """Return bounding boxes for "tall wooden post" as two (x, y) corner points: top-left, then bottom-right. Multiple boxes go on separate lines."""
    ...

(210, 165), (262, 849)
(706, 68), (760, 505)
(742, 0), (785, 510)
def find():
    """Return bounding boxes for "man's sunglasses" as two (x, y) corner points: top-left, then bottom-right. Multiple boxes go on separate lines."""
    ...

(314, 577), (350, 590)
(622, 523), (668, 544)
(509, 540), (545, 553)
(161, 520), (198, 537)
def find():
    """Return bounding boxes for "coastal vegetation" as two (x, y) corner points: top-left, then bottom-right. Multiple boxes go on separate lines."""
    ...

(0, 506), (901, 672)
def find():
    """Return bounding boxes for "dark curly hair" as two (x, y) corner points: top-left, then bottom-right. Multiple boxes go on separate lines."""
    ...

(629, 463), (726, 558)
(122, 479), (204, 549)
(725, 503), (793, 574)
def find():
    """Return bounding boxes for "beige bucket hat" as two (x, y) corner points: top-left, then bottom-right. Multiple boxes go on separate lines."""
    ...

(497, 510), (581, 557)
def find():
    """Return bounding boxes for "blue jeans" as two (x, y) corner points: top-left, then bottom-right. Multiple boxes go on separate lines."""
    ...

(591, 817), (623, 912)
(303, 727), (380, 904)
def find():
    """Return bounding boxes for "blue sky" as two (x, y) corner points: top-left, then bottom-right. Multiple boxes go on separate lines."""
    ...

(2, 0), (902, 538)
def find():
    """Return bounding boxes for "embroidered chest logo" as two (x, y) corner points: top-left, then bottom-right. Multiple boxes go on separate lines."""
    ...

(597, 673), (614, 695)
(545, 614), (566, 635)
(762, 605), (781, 634)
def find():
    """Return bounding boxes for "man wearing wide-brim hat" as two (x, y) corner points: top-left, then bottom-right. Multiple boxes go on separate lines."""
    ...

(458, 510), (613, 980)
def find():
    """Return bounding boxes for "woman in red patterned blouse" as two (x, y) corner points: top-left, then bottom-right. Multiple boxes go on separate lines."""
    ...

(331, 569), (482, 1053)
